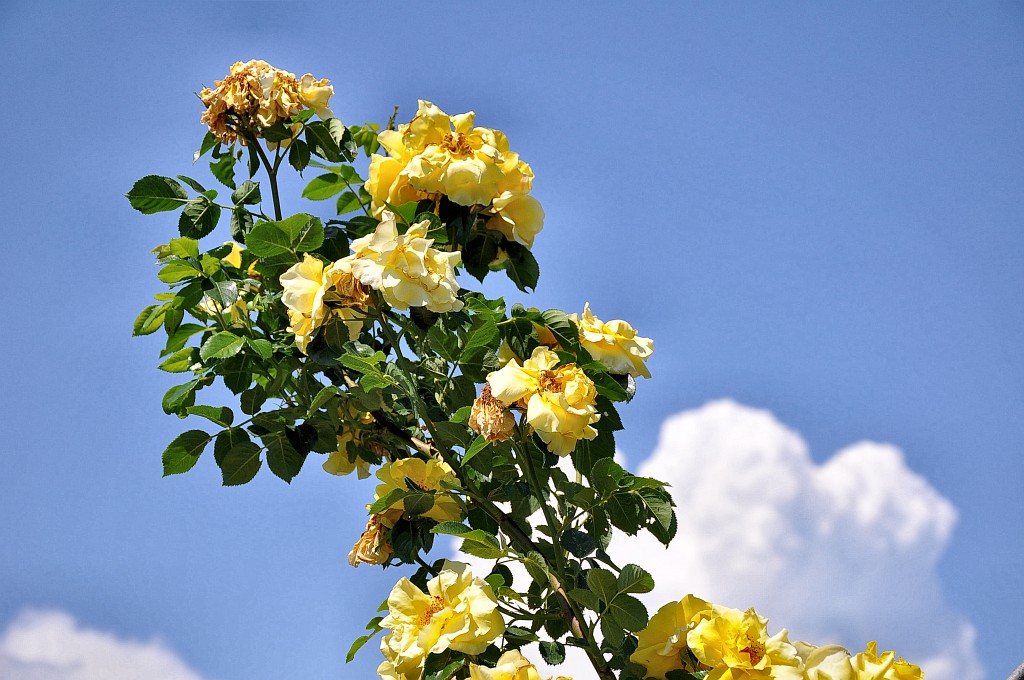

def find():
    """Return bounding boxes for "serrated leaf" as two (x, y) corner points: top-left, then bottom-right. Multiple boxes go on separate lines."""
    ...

(461, 435), (489, 467)
(194, 132), (217, 163)
(302, 173), (345, 200)
(560, 527), (596, 558)
(162, 429), (210, 476)
(209, 280), (238, 308)
(231, 180), (261, 205)
(158, 347), (196, 372)
(230, 208), (254, 241)
(263, 431), (305, 483)
(168, 237), (200, 259)
(569, 588), (601, 612)
(133, 304), (166, 336)
(186, 405), (234, 427)
(125, 175), (187, 214)
(178, 197), (222, 239)
(586, 568), (618, 603)
(177, 175), (206, 192)
(288, 138), (311, 172)
(335, 190), (363, 215)
(245, 337), (273, 359)
(616, 564), (655, 594)
(538, 640), (566, 665)
(607, 594), (648, 632)
(219, 441), (262, 486)
(245, 221), (292, 257)
(368, 487), (407, 514)
(200, 331), (244, 361)
(158, 260), (202, 284)
(210, 154), (236, 189)
(403, 491), (435, 516)
(162, 379), (200, 415)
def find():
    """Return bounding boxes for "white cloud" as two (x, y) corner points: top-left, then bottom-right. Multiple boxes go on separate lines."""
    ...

(463, 400), (983, 680)
(0, 610), (205, 680)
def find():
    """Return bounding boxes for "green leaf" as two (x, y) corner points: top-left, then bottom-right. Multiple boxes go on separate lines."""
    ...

(305, 119), (346, 162)
(240, 385), (266, 415)
(560, 527), (596, 558)
(168, 237), (200, 259)
(586, 568), (618, 604)
(178, 197), (222, 239)
(209, 280), (238, 308)
(368, 487), (407, 514)
(461, 435), (489, 467)
(538, 641), (566, 665)
(158, 347), (196, 372)
(231, 180), (261, 205)
(607, 594), (648, 632)
(425, 657), (466, 680)
(210, 154), (236, 189)
(219, 441), (262, 486)
(230, 208), (254, 241)
(289, 215), (324, 252)
(463, 320), (499, 355)
(200, 331), (244, 361)
(125, 175), (187, 214)
(162, 379), (200, 415)
(617, 564), (655, 595)
(176, 175), (206, 193)
(245, 221), (293, 257)
(302, 173), (345, 200)
(162, 429), (210, 476)
(186, 405), (234, 427)
(157, 260), (201, 284)
(164, 323), (207, 354)
(288, 138), (311, 172)
(306, 385), (339, 417)
(263, 432), (305, 483)
(245, 337), (273, 359)
(503, 242), (540, 292)
(450, 406), (472, 424)
(569, 588), (601, 612)
(133, 304), (166, 336)
(335, 190), (363, 215)
(403, 491), (435, 517)
(194, 132), (217, 162)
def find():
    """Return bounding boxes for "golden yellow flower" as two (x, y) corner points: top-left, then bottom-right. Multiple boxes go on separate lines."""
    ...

(378, 561), (505, 680)
(486, 346), (599, 455)
(850, 642), (923, 680)
(687, 604), (803, 680)
(569, 304), (654, 379)
(348, 507), (402, 568)
(469, 650), (543, 680)
(374, 457), (462, 524)
(365, 100), (540, 236)
(199, 60), (333, 144)
(468, 384), (516, 443)
(348, 211), (463, 313)
(222, 241), (245, 269)
(279, 254), (369, 354)
(631, 595), (714, 680)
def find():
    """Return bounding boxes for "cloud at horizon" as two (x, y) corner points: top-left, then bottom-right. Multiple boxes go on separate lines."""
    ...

(466, 400), (981, 680)
(0, 610), (205, 680)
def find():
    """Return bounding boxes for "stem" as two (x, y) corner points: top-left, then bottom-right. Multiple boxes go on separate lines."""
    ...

(241, 128), (283, 220)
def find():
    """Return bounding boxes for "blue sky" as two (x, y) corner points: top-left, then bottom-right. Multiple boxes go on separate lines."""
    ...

(1, 2), (1021, 679)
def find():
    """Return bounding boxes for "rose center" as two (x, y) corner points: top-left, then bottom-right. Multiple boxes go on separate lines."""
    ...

(441, 132), (474, 157)
(417, 596), (446, 627)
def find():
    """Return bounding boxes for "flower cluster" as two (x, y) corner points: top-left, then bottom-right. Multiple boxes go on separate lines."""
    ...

(631, 596), (923, 680)
(366, 100), (544, 249)
(378, 561), (504, 680)
(199, 59), (334, 144)
(486, 346), (599, 455)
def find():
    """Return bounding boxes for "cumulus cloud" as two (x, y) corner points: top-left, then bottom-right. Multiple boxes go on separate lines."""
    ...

(463, 400), (982, 680)
(0, 610), (205, 680)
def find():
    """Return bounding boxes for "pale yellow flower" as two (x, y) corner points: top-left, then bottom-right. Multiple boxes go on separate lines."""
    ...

(487, 192), (545, 249)
(279, 254), (369, 354)
(687, 604), (803, 680)
(469, 650), (543, 680)
(850, 642), (923, 680)
(468, 384), (516, 443)
(374, 458), (462, 523)
(348, 211), (463, 313)
(569, 304), (654, 379)
(631, 595), (714, 679)
(378, 561), (504, 680)
(794, 641), (857, 680)
(348, 507), (402, 567)
(297, 73), (334, 120)
(486, 346), (599, 455)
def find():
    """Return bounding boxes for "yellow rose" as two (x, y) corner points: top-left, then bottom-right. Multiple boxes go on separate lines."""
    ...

(348, 211), (463, 313)
(794, 641), (857, 680)
(374, 457), (462, 524)
(222, 241), (244, 269)
(378, 561), (505, 680)
(347, 507), (402, 568)
(687, 604), (803, 680)
(486, 346), (599, 455)
(569, 303), (654, 379)
(279, 254), (369, 354)
(297, 73), (334, 120)
(631, 595), (714, 679)
(487, 191), (545, 249)
(468, 384), (516, 443)
(850, 642), (923, 680)
(469, 650), (543, 680)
